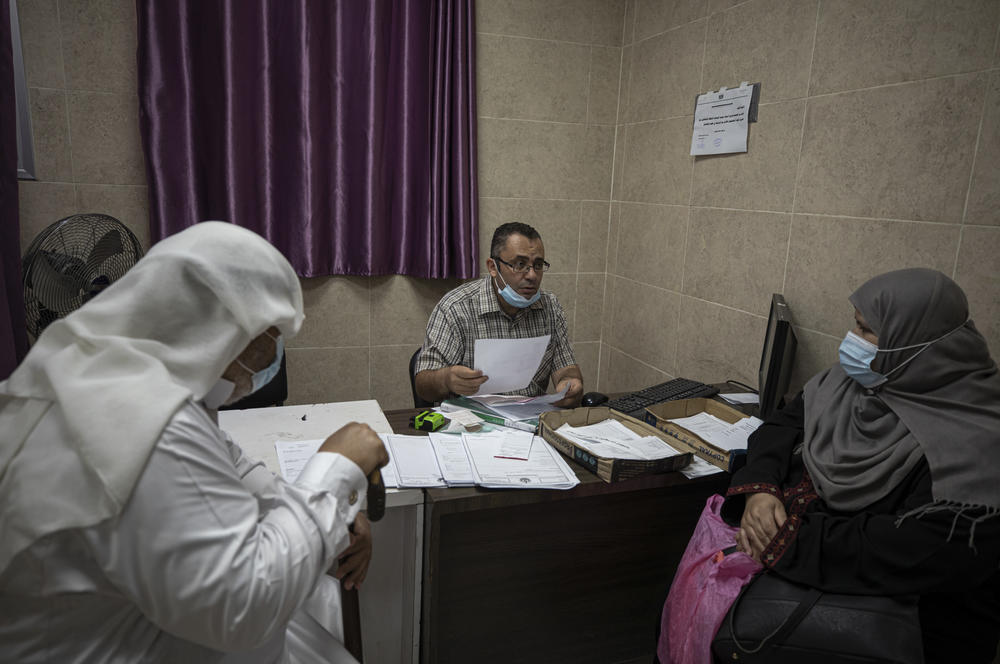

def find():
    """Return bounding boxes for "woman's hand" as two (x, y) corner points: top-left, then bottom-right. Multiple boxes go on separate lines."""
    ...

(334, 513), (373, 591)
(737, 493), (787, 562)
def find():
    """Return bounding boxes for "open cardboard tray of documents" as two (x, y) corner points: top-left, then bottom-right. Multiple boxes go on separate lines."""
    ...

(538, 407), (692, 483)
(642, 398), (750, 473)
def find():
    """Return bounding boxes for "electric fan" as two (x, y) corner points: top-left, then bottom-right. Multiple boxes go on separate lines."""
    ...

(22, 214), (144, 338)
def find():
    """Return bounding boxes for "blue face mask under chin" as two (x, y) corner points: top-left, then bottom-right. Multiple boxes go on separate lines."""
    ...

(494, 271), (542, 309)
(237, 332), (284, 394)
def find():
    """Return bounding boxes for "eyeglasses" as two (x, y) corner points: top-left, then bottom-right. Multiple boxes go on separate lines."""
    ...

(492, 256), (551, 274)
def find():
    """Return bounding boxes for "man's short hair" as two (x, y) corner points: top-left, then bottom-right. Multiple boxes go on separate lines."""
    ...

(490, 222), (542, 258)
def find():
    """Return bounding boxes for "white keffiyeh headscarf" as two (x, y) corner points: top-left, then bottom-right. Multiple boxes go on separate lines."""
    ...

(0, 222), (304, 574)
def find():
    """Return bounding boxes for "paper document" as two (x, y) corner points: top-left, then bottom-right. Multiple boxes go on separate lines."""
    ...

(275, 439), (324, 482)
(473, 335), (550, 394)
(668, 412), (764, 451)
(556, 420), (681, 461)
(494, 429), (534, 460)
(385, 435), (446, 487)
(428, 433), (476, 486)
(719, 392), (760, 405)
(462, 432), (579, 489)
(441, 408), (484, 431)
(690, 83), (753, 156)
(679, 454), (725, 479)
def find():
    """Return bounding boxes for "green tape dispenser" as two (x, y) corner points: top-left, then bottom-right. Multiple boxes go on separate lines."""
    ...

(411, 410), (447, 432)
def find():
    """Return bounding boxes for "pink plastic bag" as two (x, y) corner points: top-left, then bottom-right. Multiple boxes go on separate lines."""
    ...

(657, 494), (762, 664)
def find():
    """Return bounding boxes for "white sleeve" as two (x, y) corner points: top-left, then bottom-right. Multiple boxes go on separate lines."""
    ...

(81, 403), (367, 652)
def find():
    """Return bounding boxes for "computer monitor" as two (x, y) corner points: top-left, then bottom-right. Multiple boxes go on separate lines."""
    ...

(758, 294), (797, 421)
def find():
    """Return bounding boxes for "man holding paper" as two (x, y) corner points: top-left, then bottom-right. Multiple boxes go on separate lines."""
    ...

(414, 222), (583, 406)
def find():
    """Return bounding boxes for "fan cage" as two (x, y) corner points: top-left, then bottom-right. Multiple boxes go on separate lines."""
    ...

(22, 213), (144, 339)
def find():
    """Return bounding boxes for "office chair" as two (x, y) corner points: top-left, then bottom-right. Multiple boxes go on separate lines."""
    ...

(409, 348), (434, 408)
(219, 355), (288, 410)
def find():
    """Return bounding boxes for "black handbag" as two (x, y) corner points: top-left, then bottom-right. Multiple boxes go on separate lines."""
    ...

(711, 572), (924, 663)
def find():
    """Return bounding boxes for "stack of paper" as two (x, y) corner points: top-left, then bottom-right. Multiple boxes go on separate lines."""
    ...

(666, 412), (764, 451)
(461, 431), (579, 490)
(556, 419), (683, 461)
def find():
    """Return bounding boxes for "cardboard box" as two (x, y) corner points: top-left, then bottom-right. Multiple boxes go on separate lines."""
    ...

(642, 398), (750, 472)
(538, 406), (692, 483)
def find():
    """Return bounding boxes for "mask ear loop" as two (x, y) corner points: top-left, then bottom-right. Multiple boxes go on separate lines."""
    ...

(876, 319), (969, 381)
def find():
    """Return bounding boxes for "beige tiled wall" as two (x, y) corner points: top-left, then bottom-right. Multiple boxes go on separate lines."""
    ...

(605, 0), (1000, 396)
(17, 0), (999, 409)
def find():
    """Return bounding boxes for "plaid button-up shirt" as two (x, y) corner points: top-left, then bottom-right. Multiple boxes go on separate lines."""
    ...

(414, 276), (576, 397)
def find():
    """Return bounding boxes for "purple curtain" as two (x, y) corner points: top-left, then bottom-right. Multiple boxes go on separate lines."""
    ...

(0, 0), (28, 378)
(137, 0), (479, 279)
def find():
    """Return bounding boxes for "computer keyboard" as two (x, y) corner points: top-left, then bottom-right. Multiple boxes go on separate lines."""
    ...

(606, 378), (719, 419)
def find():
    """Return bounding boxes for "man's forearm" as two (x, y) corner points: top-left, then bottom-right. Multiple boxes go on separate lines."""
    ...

(414, 368), (451, 403)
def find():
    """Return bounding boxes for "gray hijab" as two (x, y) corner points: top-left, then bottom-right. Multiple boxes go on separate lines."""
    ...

(802, 268), (1000, 513)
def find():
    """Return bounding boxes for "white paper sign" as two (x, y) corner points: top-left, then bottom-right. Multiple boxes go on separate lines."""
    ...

(690, 83), (753, 156)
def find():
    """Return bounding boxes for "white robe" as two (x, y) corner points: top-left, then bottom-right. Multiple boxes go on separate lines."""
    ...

(0, 400), (365, 663)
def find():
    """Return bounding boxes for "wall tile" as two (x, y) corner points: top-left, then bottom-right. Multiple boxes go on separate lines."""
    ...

(59, 0), (137, 93)
(606, 202), (622, 276)
(371, 345), (420, 412)
(17, 181), (77, 252)
(955, 226), (1000, 355)
(477, 35), (591, 123)
(620, 117), (693, 205)
(598, 341), (611, 391)
(624, 21), (705, 122)
(966, 70), (1000, 226)
(784, 215), (960, 337)
(611, 123), (628, 198)
(574, 273), (606, 342)
(622, 0), (636, 46)
(478, 198), (581, 277)
(292, 276), (370, 349)
(810, 0), (998, 95)
(75, 184), (150, 249)
(603, 346), (671, 393)
(608, 277), (679, 371)
(795, 75), (986, 223)
(691, 100), (804, 212)
(27, 87), (72, 181)
(617, 44), (633, 122)
(67, 92), (145, 185)
(478, 119), (614, 199)
(702, 0), (817, 104)
(683, 208), (788, 314)
(578, 201), (611, 272)
(371, 275), (462, 347)
(286, 347), (370, 405)
(477, 0), (623, 46)
(615, 202), (687, 291)
(708, 0), (748, 15)
(633, 0), (707, 42)
(588, 46), (623, 125)
(675, 296), (766, 385)
(16, 0), (64, 88)
(542, 272), (577, 341)
(786, 326), (839, 397)
(572, 341), (601, 389)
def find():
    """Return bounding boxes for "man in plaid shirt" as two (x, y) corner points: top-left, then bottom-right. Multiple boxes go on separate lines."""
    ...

(414, 222), (584, 406)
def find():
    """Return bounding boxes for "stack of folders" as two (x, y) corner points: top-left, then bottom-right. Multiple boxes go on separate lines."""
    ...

(378, 432), (579, 490)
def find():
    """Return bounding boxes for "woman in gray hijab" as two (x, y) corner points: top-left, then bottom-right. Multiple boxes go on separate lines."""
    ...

(722, 268), (1000, 663)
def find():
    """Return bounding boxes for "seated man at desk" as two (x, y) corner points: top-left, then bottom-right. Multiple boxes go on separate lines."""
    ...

(414, 221), (583, 406)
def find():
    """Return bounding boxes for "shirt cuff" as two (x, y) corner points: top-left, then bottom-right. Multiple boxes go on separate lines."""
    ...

(761, 513), (801, 568)
(726, 482), (782, 499)
(297, 452), (368, 511)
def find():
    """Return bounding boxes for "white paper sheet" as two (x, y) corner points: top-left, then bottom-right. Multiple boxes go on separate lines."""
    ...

(473, 335), (551, 394)
(690, 83), (753, 156)
(275, 439), (324, 483)
(719, 392), (760, 405)
(385, 435), (447, 487)
(679, 454), (725, 479)
(494, 429), (534, 460)
(428, 432), (476, 486)
(461, 432), (579, 489)
(556, 421), (681, 461)
(668, 412), (764, 451)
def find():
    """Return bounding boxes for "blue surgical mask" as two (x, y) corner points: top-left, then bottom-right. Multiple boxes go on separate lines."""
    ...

(237, 332), (284, 394)
(493, 272), (542, 309)
(839, 321), (967, 388)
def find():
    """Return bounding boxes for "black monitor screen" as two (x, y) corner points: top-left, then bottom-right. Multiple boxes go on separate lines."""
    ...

(758, 294), (797, 421)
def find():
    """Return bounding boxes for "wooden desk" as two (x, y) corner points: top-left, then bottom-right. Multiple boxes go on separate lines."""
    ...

(385, 409), (729, 664)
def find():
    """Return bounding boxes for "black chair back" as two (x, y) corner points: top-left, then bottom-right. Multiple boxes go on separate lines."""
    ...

(409, 348), (434, 408)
